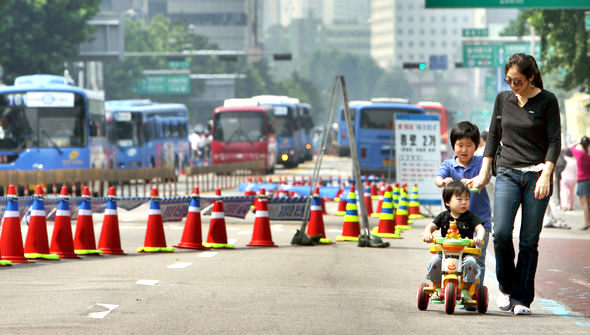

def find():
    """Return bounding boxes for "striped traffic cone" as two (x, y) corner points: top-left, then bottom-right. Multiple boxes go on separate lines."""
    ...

(174, 187), (209, 250)
(372, 185), (401, 239)
(137, 188), (174, 253)
(395, 186), (412, 231)
(409, 183), (424, 220)
(0, 185), (29, 263)
(334, 182), (344, 202)
(97, 187), (125, 255)
(334, 183), (347, 216)
(370, 180), (379, 200)
(49, 186), (80, 259)
(247, 188), (277, 247)
(73, 186), (103, 256)
(363, 182), (373, 217)
(204, 189), (235, 249)
(24, 185), (59, 260)
(371, 182), (386, 218)
(336, 186), (361, 242)
(306, 187), (332, 244)
(392, 183), (400, 210)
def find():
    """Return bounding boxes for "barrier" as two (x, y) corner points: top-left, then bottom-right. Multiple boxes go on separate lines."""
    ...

(24, 186), (60, 260)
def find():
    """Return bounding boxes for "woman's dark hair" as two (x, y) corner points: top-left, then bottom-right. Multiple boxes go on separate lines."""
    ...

(565, 148), (573, 157)
(450, 121), (480, 148)
(442, 180), (470, 210)
(581, 136), (590, 154)
(505, 53), (543, 89)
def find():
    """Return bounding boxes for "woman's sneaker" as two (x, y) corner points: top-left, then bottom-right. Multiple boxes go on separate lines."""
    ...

(513, 304), (532, 315)
(496, 293), (512, 311)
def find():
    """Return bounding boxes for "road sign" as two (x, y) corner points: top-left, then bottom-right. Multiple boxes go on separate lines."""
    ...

(168, 60), (190, 69)
(586, 14), (590, 30)
(485, 75), (496, 102)
(426, 0), (590, 8)
(135, 75), (191, 94)
(429, 55), (448, 70)
(462, 28), (488, 37)
(463, 43), (541, 68)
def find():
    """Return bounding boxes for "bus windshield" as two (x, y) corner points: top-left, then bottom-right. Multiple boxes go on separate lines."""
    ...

(0, 92), (86, 150)
(360, 108), (420, 129)
(214, 111), (265, 143)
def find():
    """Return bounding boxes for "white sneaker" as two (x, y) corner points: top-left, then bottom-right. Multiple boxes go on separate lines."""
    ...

(496, 293), (512, 311)
(513, 304), (532, 315)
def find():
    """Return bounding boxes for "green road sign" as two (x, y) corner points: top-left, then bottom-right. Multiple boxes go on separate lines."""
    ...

(427, 0), (590, 8)
(135, 75), (191, 94)
(586, 15), (590, 30)
(485, 75), (496, 102)
(463, 42), (541, 68)
(462, 28), (489, 37)
(168, 60), (190, 69)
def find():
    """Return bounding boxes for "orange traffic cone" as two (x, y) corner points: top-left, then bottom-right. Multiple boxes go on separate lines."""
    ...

(137, 188), (174, 253)
(336, 186), (361, 242)
(49, 186), (80, 259)
(247, 188), (277, 247)
(334, 183), (347, 216)
(24, 185), (60, 260)
(363, 182), (373, 217)
(371, 182), (386, 218)
(73, 186), (103, 256)
(97, 187), (125, 255)
(307, 187), (332, 244)
(395, 186), (411, 232)
(409, 183), (424, 220)
(204, 189), (235, 249)
(370, 180), (378, 200)
(372, 185), (401, 239)
(174, 187), (209, 250)
(0, 185), (29, 263)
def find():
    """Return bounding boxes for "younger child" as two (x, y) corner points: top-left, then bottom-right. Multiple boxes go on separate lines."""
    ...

(423, 181), (486, 303)
(434, 121), (491, 284)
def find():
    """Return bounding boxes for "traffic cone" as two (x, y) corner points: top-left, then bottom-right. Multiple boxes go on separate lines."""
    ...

(0, 185), (29, 263)
(73, 186), (103, 256)
(363, 182), (373, 217)
(137, 188), (175, 253)
(334, 182), (344, 201)
(24, 185), (60, 260)
(174, 187), (209, 250)
(49, 186), (80, 259)
(370, 180), (379, 200)
(409, 183), (424, 220)
(371, 182), (386, 218)
(395, 186), (412, 231)
(372, 185), (401, 239)
(336, 186), (361, 242)
(392, 183), (400, 210)
(334, 183), (347, 216)
(97, 187), (125, 255)
(247, 188), (277, 247)
(204, 189), (235, 248)
(306, 187), (332, 244)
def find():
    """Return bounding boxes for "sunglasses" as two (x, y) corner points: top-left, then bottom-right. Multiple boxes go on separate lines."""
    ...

(504, 76), (526, 87)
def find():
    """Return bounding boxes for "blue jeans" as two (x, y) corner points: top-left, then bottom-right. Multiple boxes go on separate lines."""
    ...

(493, 167), (551, 307)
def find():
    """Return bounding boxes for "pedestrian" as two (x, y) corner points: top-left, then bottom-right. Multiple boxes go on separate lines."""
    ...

(434, 121), (491, 286)
(559, 149), (577, 210)
(469, 53), (561, 315)
(474, 130), (487, 156)
(569, 136), (590, 230)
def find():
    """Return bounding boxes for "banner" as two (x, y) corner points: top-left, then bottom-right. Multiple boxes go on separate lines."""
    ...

(267, 197), (308, 221)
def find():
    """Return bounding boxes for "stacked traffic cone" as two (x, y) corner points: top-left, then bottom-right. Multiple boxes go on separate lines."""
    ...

(204, 189), (235, 249)
(334, 183), (347, 216)
(0, 185), (28, 263)
(97, 187), (125, 255)
(174, 187), (209, 250)
(392, 183), (400, 210)
(73, 186), (103, 256)
(409, 183), (424, 220)
(24, 185), (59, 260)
(137, 188), (175, 253)
(49, 186), (80, 259)
(336, 186), (361, 242)
(395, 186), (412, 231)
(247, 188), (277, 247)
(371, 185), (401, 239)
(371, 182), (386, 218)
(363, 182), (373, 217)
(306, 187), (332, 244)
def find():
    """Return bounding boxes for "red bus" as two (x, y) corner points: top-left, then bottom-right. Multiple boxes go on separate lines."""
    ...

(416, 101), (450, 158)
(211, 99), (278, 173)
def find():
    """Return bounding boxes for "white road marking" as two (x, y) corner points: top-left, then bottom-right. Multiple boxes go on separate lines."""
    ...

(228, 238), (237, 245)
(239, 231), (250, 235)
(136, 279), (159, 286)
(167, 262), (192, 269)
(198, 251), (218, 258)
(86, 303), (118, 319)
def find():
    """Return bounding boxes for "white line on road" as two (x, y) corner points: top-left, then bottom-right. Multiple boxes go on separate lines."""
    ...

(136, 279), (159, 286)
(167, 262), (192, 269)
(86, 303), (119, 319)
(198, 251), (218, 258)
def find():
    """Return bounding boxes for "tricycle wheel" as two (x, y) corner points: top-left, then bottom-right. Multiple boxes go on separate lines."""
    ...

(444, 282), (456, 314)
(417, 282), (429, 310)
(477, 285), (488, 314)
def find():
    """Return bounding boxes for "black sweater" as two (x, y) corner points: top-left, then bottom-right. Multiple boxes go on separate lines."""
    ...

(483, 89), (561, 168)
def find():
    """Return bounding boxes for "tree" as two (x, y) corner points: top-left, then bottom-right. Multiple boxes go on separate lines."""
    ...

(510, 9), (590, 91)
(0, 0), (101, 83)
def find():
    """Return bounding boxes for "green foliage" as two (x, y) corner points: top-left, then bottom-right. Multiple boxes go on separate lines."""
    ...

(0, 0), (101, 83)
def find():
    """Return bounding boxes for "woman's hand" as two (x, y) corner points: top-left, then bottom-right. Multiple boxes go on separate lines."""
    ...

(534, 173), (551, 199)
(467, 172), (490, 191)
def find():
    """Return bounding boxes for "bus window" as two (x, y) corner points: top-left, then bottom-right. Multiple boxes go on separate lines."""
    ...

(214, 112), (264, 142)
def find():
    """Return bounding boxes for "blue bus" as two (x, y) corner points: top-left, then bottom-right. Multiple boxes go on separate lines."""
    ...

(251, 95), (304, 168)
(300, 103), (314, 161)
(338, 100), (424, 177)
(0, 74), (109, 171)
(105, 100), (190, 171)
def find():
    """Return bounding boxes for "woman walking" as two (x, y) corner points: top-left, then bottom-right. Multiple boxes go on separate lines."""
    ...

(570, 136), (590, 230)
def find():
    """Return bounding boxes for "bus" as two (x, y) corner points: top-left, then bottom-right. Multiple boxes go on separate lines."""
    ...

(211, 98), (277, 173)
(416, 101), (450, 158)
(0, 74), (109, 171)
(336, 100), (369, 157)
(352, 101), (425, 177)
(300, 103), (314, 160)
(105, 99), (190, 171)
(251, 95), (304, 168)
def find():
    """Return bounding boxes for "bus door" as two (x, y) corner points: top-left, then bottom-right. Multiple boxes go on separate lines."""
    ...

(301, 104), (314, 160)
(109, 111), (143, 168)
(273, 105), (300, 168)
(337, 106), (358, 157)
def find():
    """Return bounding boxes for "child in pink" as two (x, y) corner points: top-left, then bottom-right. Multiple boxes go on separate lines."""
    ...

(559, 149), (577, 210)
(570, 136), (590, 230)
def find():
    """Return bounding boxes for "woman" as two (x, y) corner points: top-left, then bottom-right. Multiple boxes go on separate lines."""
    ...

(559, 149), (577, 210)
(469, 53), (561, 315)
(570, 136), (590, 230)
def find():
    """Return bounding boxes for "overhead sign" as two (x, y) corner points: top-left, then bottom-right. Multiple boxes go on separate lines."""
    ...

(586, 14), (590, 30)
(463, 43), (541, 68)
(462, 28), (488, 37)
(426, 0), (590, 8)
(135, 75), (190, 94)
